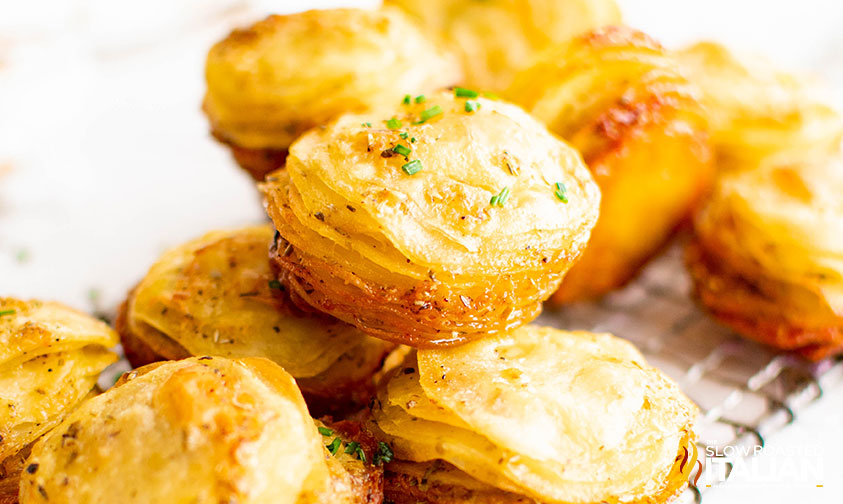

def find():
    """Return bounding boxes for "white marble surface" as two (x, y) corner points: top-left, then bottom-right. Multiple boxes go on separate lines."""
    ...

(1, 1), (842, 502)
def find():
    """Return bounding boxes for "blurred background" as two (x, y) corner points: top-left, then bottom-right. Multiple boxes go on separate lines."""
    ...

(1, 2), (842, 502)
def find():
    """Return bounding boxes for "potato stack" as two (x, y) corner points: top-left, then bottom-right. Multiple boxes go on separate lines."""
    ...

(6, 1), (842, 503)
(207, 4), (697, 504)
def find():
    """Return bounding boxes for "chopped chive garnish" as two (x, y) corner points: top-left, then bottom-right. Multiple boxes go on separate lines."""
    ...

(15, 249), (29, 263)
(554, 182), (568, 203)
(455, 87), (479, 98)
(410, 137), (417, 143)
(327, 437), (342, 455)
(399, 132), (409, 139)
(402, 94), (411, 105)
(392, 144), (412, 157)
(385, 117), (402, 129)
(415, 105), (443, 124)
(490, 186), (511, 207)
(414, 94), (426, 104)
(344, 441), (360, 455)
(268, 279), (283, 290)
(374, 442), (394, 465)
(361, 122), (372, 128)
(402, 159), (423, 175)
(318, 426), (333, 436)
(464, 100), (480, 113)
(355, 445), (367, 463)
(0, 309), (15, 317)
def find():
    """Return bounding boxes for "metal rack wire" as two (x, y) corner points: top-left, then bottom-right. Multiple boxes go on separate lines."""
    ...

(540, 241), (843, 502)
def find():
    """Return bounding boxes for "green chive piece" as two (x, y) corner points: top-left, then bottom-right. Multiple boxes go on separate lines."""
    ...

(268, 279), (283, 290)
(414, 94), (426, 103)
(402, 159), (422, 175)
(374, 442), (394, 465)
(327, 437), (342, 455)
(318, 426), (333, 436)
(0, 309), (15, 318)
(344, 441), (360, 455)
(455, 87), (479, 98)
(554, 182), (568, 203)
(402, 94), (411, 105)
(415, 105), (443, 124)
(490, 186), (510, 207)
(410, 137), (417, 143)
(361, 122), (372, 128)
(355, 446), (367, 463)
(399, 132), (409, 139)
(464, 100), (480, 113)
(385, 117), (402, 129)
(392, 144), (412, 157)
(499, 186), (511, 205)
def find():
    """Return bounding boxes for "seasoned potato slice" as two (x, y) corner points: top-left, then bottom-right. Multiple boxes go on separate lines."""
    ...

(0, 298), (117, 465)
(677, 41), (843, 170)
(370, 326), (698, 503)
(0, 298), (117, 501)
(118, 225), (394, 415)
(262, 91), (600, 346)
(204, 7), (462, 180)
(688, 156), (843, 359)
(508, 27), (714, 302)
(386, 0), (621, 91)
(20, 357), (382, 504)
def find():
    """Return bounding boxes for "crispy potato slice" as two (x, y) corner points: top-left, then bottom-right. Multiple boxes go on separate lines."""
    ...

(119, 225), (394, 415)
(370, 326), (698, 503)
(689, 156), (843, 359)
(0, 298), (117, 466)
(263, 91), (600, 346)
(508, 27), (714, 302)
(386, 0), (621, 91)
(204, 7), (462, 179)
(20, 357), (371, 504)
(677, 41), (843, 170)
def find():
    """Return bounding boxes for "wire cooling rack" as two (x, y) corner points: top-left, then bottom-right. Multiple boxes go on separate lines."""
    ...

(540, 238), (843, 502)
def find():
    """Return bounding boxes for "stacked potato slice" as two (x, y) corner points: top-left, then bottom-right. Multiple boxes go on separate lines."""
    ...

(116, 225), (394, 415)
(384, 0), (622, 91)
(15, 0), (843, 502)
(371, 327), (698, 503)
(677, 41), (843, 171)
(204, 7), (463, 180)
(20, 357), (379, 504)
(508, 27), (714, 302)
(675, 43), (843, 359)
(261, 91), (601, 345)
(688, 156), (843, 360)
(0, 299), (118, 503)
